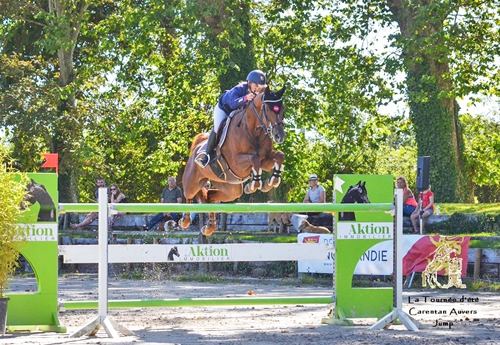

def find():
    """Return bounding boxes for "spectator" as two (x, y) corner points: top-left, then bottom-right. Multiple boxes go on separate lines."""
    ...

(303, 174), (326, 204)
(143, 176), (183, 231)
(108, 184), (128, 229)
(70, 178), (107, 230)
(303, 174), (325, 219)
(410, 185), (435, 234)
(396, 176), (418, 217)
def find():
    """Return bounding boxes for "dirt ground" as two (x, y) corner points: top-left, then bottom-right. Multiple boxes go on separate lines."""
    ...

(2, 274), (500, 345)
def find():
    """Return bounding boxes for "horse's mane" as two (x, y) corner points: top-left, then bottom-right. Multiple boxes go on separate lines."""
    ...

(190, 133), (209, 154)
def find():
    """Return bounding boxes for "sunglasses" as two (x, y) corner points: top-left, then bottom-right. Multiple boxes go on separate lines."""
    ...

(110, 188), (116, 191)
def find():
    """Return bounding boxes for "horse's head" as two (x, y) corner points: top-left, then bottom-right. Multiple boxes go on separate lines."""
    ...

(343, 181), (370, 204)
(171, 246), (180, 257)
(255, 86), (286, 144)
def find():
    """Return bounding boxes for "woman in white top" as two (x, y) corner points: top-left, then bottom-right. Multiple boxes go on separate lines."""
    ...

(303, 174), (326, 203)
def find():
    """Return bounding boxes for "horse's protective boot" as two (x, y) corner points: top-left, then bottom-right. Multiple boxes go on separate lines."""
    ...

(195, 130), (217, 168)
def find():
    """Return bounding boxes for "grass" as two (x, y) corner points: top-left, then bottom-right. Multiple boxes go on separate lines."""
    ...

(439, 203), (500, 215)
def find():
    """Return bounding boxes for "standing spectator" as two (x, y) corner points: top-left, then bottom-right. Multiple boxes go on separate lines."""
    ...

(410, 185), (435, 234)
(396, 176), (418, 217)
(143, 176), (183, 231)
(108, 184), (128, 229)
(70, 178), (107, 230)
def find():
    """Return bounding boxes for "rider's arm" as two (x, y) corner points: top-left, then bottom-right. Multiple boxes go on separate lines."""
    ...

(221, 84), (250, 110)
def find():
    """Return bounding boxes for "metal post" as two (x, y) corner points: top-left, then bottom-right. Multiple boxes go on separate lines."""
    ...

(418, 192), (423, 234)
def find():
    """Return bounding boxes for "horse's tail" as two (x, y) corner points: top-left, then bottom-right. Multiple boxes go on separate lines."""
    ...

(190, 133), (209, 154)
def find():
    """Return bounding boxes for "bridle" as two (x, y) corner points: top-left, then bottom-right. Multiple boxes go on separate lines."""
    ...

(249, 93), (285, 138)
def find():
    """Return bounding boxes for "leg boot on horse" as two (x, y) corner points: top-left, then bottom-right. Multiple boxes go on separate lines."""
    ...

(195, 129), (217, 168)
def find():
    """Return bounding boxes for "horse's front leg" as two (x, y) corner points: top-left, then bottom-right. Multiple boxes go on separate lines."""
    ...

(260, 150), (285, 193)
(243, 155), (264, 194)
(201, 212), (217, 237)
(244, 167), (264, 194)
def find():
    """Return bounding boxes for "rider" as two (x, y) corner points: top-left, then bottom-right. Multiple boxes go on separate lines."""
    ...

(195, 69), (268, 168)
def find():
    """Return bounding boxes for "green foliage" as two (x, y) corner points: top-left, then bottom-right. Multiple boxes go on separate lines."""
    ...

(461, 114), (500, 202)
(438, 213), (500, 236)
(0, 150), (29, 296)
(1, 0), (499, 205)
(467, 279), (500, 292)
(439, 203), (500, 215)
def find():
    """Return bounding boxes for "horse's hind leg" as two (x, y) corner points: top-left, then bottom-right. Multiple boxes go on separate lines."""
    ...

(179, 212), (191, 229)
(201, 212), (217, 236)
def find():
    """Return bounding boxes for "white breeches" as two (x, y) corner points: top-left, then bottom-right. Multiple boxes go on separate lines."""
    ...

(213, 105), (228, 134)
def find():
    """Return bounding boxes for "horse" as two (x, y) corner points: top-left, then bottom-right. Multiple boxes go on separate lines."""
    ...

(338, 181), (370, 221)
(22, 179), (56, 221)
(168, 246), (180, 261)
(181, 86), (286, 236)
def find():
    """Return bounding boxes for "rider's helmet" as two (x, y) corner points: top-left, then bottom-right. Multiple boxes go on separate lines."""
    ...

(246, 70), (266, 85)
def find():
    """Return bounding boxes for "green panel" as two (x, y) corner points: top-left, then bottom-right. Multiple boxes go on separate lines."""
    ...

(6, 173), (64, 333)
(334, 174), (394, 319)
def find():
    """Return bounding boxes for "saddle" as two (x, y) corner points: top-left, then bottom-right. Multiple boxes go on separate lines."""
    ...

(195, 110), (250, 184)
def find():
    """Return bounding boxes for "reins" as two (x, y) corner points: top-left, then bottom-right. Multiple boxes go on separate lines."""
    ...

(233, 92), (284, 146)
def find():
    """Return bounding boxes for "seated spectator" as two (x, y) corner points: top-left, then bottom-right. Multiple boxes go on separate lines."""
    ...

(143, 176), (183, 231)
(303, 174), (325, 220)
(396, 176), (418, 217)
(108, 184), (127, 229)
(410, 185), (435, 234)
(70, 178), (106, 230)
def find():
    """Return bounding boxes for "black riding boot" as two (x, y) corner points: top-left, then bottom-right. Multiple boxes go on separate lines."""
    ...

(195, 130), (217, 168)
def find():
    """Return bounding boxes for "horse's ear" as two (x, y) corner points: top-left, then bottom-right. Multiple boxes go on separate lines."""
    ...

(277, 86), (286, 98)
(361, 181), (366, 187)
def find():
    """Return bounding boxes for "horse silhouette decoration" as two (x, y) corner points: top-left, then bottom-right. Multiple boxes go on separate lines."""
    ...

(181, 86), (286, 236)
(168, 246), (180, 261)
(339, 181), (370, 221)
(22, 179), (56, 221)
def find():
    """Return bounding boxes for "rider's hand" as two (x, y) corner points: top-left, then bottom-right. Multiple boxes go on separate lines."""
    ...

(245, 93), (256, 102)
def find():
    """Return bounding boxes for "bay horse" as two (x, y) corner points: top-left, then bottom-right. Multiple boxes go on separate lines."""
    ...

(181, 86), (286, 236)
(338, 181), (370, 221)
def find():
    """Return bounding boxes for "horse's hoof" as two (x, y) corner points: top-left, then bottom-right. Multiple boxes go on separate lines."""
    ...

(179, 217), (191, 229)
(201, 225), (216, 237)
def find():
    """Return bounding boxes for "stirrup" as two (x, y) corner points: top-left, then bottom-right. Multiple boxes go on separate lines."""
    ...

(194, 151), (210, 168)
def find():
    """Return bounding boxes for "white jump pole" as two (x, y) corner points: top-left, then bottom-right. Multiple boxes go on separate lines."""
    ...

(369, 189), (423, 331)
(69, 188), (133, 338)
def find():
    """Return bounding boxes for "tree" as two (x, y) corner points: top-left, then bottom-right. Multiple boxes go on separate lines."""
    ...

(0, 0), (101, 202)
(461, 114), (500, 202)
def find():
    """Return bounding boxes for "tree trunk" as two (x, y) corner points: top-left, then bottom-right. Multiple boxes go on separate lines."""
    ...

(387, 0), (472, 202)
(49, 0), (90, 202)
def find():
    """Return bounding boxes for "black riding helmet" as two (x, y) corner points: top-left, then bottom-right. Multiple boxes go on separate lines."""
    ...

(246, 70), (266, 85)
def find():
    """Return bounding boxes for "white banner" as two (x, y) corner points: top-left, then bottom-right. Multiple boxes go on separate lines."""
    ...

(298, 234), (427, 275)
(22, 223), (58, 242)
(337, 222), (393, 240)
